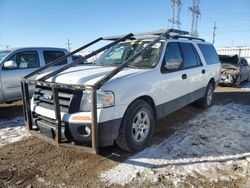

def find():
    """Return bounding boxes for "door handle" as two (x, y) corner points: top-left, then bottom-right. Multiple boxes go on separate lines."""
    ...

(202, 69), (206, 74)
(182, 74), (187, 80)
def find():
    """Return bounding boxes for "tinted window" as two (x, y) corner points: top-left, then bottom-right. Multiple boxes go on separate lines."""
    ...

(43, 51), (67, 65)
(180, 43), (201, 68)
(162, 42), (183, 72)
(198, 44), (220, 65)
(5, 51), (40, 69)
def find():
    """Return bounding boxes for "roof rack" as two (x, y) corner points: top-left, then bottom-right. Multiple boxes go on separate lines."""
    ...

(103, 29), (189, 40)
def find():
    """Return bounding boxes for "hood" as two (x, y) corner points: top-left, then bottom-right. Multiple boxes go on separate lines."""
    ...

(38, 65), (147, 86)
(219, 55), (239, 70)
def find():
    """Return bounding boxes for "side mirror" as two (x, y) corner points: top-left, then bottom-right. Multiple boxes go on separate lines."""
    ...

(164, 59), (183, 71)
(3, 60), (18, 69)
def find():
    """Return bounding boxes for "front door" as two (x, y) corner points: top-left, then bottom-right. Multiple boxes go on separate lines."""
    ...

(0, 51), (41, 100)
(156, 42), (189, 118)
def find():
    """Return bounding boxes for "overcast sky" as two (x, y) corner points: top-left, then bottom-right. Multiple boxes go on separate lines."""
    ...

(0, 0), (249, 50)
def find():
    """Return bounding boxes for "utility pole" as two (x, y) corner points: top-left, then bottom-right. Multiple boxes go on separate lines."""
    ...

(66, 39), (72, 52)
(212, 22), (217, 45)
(189, 0), (201, 37)
(168, 0), (182, 29)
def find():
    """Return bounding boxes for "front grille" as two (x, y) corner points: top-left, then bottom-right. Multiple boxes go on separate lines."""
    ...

(33, 85), (82, 113)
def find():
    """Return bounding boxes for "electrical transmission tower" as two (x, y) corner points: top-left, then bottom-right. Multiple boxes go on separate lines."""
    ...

(189, 0), (201, 37)
(168, 0), (182, 29)
(66, 39), (72, 52)
(212, 22), (217, 45)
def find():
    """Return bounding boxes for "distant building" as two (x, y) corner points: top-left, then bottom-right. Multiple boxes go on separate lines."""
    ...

(216, 47), (250, 64)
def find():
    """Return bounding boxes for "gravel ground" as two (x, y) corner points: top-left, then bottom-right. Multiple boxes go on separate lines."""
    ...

(0, 84), (249, 187)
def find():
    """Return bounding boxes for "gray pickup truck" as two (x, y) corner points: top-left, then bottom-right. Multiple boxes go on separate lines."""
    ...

(0, 47), (73, 103)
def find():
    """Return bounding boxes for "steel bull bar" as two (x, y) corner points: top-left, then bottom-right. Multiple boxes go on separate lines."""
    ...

(21, 29), (186, 154)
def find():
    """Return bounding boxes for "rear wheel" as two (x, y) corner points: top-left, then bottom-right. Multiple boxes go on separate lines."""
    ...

(195, 83), (214, 109)
(115, 99), (155, 152)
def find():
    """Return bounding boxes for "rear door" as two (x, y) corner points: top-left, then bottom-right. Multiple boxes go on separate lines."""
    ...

(179, 42), (206, 103)
(1, 50), (41, 100)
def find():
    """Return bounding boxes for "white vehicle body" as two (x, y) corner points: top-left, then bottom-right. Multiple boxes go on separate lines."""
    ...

(0, 47), (73, 103)
(30, 38), (221, 147)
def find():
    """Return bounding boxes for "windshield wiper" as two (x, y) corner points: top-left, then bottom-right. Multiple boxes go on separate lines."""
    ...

(126, 64), (140, 69)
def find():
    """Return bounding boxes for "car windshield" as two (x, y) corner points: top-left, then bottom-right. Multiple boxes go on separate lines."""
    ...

(0, 50), (11, 61)
(95, 41), (163, 68)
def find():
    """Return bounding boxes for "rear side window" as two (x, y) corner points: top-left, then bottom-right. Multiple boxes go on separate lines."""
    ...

(180, 43), (201, 68)
(198, 44), (220, 65)
(43, 51), (67, 66)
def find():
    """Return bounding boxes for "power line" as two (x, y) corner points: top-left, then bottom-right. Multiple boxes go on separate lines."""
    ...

(168, 0), (182, 29)
(189, 0), (201, 37)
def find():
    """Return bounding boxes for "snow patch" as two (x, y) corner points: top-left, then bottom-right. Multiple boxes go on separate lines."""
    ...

(0, 116), (30, 148)
(100, 103), (250, 186)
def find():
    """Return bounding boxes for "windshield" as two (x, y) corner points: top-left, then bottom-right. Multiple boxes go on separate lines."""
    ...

(0, 50), (11, 61)
(95, 41), (163, 68)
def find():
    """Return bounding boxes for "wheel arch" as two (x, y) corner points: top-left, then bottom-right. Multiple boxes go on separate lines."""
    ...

(208, 77), (216, 89)
(129, 95), (157, 119)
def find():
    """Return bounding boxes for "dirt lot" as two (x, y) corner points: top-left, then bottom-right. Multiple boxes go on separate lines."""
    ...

(0, 85), (250, 188)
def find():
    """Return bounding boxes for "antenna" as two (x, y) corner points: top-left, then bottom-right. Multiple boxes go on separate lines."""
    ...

(168, 0), (182, 29)
(66, 38), (72, 52)
(189, 0), (201, 37)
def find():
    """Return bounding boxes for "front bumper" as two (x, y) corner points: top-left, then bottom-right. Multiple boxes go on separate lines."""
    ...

(31, 105), (126, 147)
(34, 116), (122, 147)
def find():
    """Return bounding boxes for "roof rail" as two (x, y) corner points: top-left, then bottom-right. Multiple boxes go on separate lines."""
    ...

(171, 35), (205, 42)
(104, 29), (189, 41)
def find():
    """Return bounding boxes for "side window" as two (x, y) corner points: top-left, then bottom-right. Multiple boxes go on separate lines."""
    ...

(5, 51), (40, 69)
(43, 51), (67, 66)
(161, 42), (183, 73)
(198, 44), (220, 65)
(180, 43), (201, 68)
(242, 59), (248, 66)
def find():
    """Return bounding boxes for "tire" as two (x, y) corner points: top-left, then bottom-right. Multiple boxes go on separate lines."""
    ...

(115, 99), (155, 152)
(195, 83), (214, 109)
(234, 75), (241, 88)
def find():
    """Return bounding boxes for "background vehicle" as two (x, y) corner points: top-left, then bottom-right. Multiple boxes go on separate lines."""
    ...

(0, 47), (73, 103)
(219, 55), (249, 87)
(22, 29), (221, 153)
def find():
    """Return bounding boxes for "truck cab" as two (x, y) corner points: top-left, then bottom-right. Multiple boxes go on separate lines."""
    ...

(0, 47), (73, 103)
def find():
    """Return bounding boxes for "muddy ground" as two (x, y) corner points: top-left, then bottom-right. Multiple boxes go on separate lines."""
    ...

(0, 86), (250, 188)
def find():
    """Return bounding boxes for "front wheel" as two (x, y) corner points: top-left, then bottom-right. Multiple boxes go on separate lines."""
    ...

(234, 75), (241, 88)
(115, 99), (155, 152)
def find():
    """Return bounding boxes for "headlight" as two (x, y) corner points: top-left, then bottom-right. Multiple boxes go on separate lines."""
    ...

(80, 90), (115, 112)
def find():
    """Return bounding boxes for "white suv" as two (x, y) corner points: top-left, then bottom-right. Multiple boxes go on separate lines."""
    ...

(22, 29), (221, 153)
